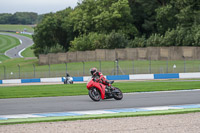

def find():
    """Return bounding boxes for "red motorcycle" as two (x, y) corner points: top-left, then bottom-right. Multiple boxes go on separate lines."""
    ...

(87, 78), (123, 101)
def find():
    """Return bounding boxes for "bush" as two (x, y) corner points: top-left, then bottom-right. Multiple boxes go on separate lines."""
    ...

(163, 25), (200, 46)
(69, 31), (129, 51)
(69, 32), (107, 51)
(192, 25), (200, 46)
(128, 36), (146, 47)
(129, 24), (200, 47)
(105, 31), (129, 49)
(146, 33), (163, 47)
(161, 29), (178, 46)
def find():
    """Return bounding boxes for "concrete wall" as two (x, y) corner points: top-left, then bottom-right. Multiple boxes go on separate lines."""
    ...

(39, 47), (200, 65)
(96, 49), (106, 61)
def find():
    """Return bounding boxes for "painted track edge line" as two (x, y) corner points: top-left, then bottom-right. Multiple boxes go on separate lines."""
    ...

(0, 108), (200, 124)
(0, 104), (200, 122)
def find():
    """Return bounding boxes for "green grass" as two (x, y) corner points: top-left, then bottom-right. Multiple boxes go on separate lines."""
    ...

(0, 34), (20, 53)
(0, 34), (20, 61)
(0, 81), (200, 99)
(0, 54), (9, 62)
(21, 46), (35, 57)
(16, 33), (33, 38)
(0, 24), (34, 33)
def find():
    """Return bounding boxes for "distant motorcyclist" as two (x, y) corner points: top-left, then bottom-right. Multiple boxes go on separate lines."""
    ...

(64, 72), (73, 84)
(90, 67), (111, 92)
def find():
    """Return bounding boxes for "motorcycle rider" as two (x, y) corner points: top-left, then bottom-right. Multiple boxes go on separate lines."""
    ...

(90, 67), (111, 93)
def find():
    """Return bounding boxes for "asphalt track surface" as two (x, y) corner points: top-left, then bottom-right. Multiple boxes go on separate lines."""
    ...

(0, 89), (200, 115)
(0, 32), (33, 58)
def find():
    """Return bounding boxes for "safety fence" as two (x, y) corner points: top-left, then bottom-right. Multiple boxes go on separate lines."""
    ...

(1, 60), (200, 80)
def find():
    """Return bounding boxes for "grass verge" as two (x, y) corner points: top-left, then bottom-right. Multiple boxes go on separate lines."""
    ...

(21, 45), (35, 57)
(0, 81), (200, 99)
(0, 54), (9, 62)
(0, 34), (20, 61)
(0, 24), (34, 33)
(0, 108), (200, 125)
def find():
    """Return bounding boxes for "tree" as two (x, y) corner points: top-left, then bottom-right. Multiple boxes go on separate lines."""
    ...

(0, 12), (40, 24)
(94, 0), (138, 37)
(70, 0), (138, 38)
(33, 13), (58, 56)
(54, 8), (75, 51)
(10, 12), (38, 24)
(0, 13), (12, 24)
(173, 0), (200, 27)
(32, 0), (200, 54)
(128, 0), (161, 37)
(156, 4), (178, 34)
(32, 8), (74, 56)
(70, 0), (97, 35)
(156, 0), (200, 34)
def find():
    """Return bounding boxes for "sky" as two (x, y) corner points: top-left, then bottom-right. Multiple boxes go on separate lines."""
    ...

(0, 0), (79, 14)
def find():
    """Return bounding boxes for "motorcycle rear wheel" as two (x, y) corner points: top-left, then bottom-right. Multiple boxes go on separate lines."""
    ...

(113, 88), (123, 100)
(89, 87), (101, 101)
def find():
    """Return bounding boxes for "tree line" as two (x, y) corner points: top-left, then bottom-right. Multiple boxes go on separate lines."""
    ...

(0, 12), (43, 24)
(33, 0), (200, 57)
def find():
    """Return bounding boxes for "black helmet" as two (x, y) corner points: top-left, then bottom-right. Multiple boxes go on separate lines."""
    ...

(90, 67), (97, 75)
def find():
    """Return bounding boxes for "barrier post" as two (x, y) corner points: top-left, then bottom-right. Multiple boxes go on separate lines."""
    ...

(65, 63), (67, 73)
(82, 61), (85, 76)
(18, 64), (20, 79)
(114, 61), (116, 75)
(184, 58), (186, 73)
(99, 60), (101, 72)
(133, 60), (134, 74)
(3, 65), (6, 79)
(199, 65), (200, 72)
(149, 58), (151, 74)
(116, 59), (119, 75)
(166, 59), (168, 73)
(33, 64), (36, 78)
(48, 64), (50, 77)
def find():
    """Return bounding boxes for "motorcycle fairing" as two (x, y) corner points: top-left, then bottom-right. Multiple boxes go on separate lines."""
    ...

(87, 79), (106, 99)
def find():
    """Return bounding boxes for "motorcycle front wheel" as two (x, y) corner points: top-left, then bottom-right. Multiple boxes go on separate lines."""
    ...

(89, 87), (101, 101)
(113, 88), (123, 100)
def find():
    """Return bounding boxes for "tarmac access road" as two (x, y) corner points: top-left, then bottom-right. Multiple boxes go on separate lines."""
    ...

(0, 32), (33, 58)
